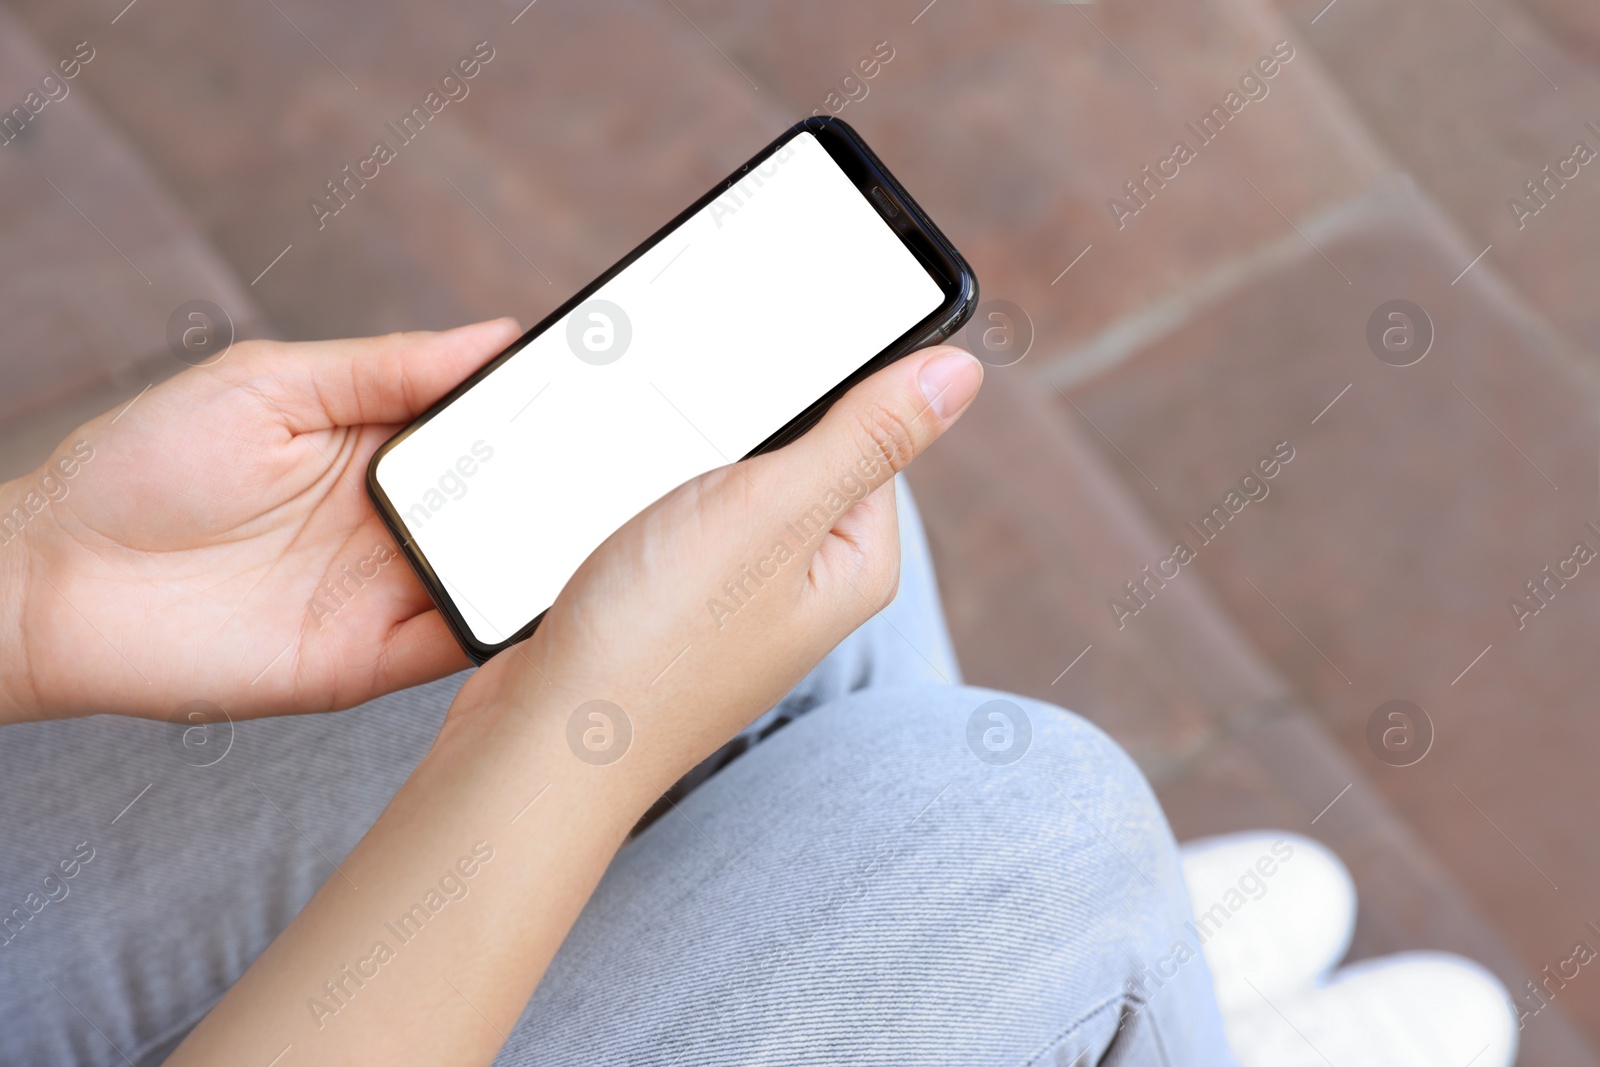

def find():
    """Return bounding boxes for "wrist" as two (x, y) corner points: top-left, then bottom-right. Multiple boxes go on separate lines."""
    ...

(435, 678), (673, 836)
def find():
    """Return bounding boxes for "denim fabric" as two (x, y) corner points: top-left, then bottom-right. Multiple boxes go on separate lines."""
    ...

(498, 683), (1238, 1066)
(0, 482), (1234, 1065)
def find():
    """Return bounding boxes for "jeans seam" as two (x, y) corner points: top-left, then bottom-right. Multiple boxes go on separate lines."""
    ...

(1019, 992), (1131, 1067)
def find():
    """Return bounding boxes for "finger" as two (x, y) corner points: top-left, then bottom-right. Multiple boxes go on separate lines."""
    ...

(811, 476), (900, 613)
(756, 345), (981, 522)
(369, 609), (474, 696)
(256, 318), (523, 432)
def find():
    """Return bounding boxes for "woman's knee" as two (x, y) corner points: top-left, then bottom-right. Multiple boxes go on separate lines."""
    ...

(718, 682), (1193, 950)
(707, 684), (1199, 1050)
(771, 683), (1174, 866)
(512, 684), (1215, 1067)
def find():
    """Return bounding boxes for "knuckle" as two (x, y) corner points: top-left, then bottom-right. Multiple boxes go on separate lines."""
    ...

(668, 462), (753, 532)
(852, 402), (918, 476)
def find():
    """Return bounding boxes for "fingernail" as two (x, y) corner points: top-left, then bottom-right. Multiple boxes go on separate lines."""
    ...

(918, 350), (983, 420)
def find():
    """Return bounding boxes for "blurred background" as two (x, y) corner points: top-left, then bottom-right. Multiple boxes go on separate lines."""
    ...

(2, 0), (1598, 1061)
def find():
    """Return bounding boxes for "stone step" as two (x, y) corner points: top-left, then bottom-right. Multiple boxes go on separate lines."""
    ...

(1513, 0), (1600, 69)
(9, 0), (1391, 380)
(0, 2), (267, 456)
(1271, 0), (1600, 365)
(1061, 172), (1600, 1055)
(681, 0), (1390, 386)
(7, 0), (796, 343)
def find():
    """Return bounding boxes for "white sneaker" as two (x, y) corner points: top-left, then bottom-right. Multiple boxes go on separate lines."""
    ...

(1221, 953), (1519, 1067)
(1179, 831), (1355, 1017)
(1180, 832), (1518, 1067)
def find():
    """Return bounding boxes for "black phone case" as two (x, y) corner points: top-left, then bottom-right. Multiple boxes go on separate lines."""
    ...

(367, 116), (980, 664)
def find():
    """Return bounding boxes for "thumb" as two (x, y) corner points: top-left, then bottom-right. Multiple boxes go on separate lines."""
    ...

(757, 345), (982, 516)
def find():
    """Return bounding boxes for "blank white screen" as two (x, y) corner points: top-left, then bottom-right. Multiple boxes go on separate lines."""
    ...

(375, 131), (944, 644)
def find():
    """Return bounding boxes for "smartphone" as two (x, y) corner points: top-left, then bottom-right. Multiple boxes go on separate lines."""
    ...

(367, 116), (978, 663)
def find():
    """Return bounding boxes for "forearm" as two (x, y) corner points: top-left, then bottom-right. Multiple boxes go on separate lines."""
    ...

(167, 685), (660, 1066)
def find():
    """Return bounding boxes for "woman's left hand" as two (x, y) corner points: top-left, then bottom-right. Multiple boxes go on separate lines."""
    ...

(0, 319), (521, 723)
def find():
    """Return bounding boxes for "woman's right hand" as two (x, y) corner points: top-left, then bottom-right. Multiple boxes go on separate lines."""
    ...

(443, 344), (984, 810)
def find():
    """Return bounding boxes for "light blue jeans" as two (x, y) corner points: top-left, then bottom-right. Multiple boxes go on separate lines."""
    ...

(0, 484), (1236, 1065)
